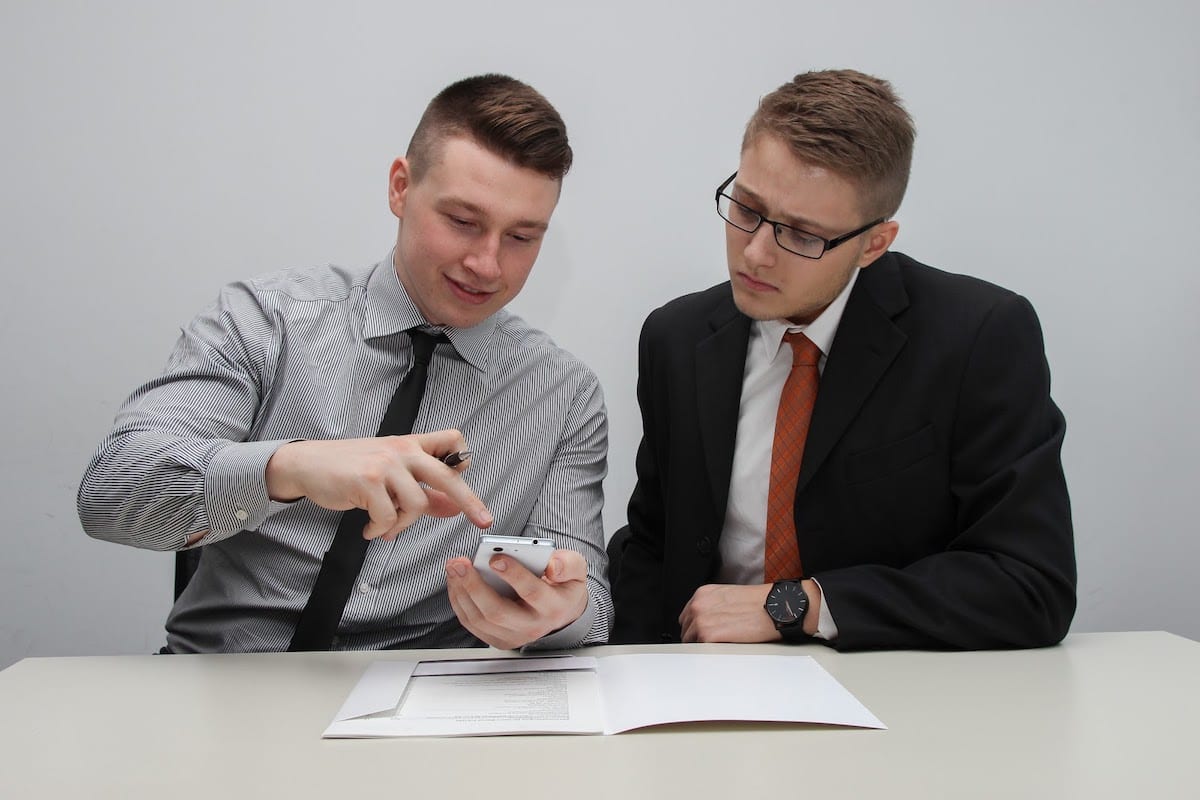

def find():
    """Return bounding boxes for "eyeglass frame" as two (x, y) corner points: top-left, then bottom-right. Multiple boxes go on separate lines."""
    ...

(715, 172), (885, 260)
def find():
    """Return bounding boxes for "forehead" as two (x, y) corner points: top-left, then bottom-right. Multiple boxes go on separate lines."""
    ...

(736, 134), (864, 230)
(417, 136), (561, 223)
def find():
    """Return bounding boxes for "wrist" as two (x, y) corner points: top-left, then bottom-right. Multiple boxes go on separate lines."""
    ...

(763, 578), (823, 639)
(264, 441), (305, 501)
(764, 579), (809, 640)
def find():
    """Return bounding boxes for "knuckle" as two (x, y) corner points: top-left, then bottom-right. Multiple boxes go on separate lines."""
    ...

(387, 435), (418, 455)
(360, 464), (388, 485)
(408, 493), (430, 514)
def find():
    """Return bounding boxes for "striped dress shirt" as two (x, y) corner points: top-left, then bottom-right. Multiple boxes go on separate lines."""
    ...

(78, 256), (612, 652)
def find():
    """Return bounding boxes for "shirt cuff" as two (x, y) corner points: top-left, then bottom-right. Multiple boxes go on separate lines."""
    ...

(202, 439), (297, 540)
(811, 577), (839, 641)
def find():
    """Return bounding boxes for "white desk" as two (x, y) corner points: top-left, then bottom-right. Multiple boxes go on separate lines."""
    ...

(1, 632), (1195, 798)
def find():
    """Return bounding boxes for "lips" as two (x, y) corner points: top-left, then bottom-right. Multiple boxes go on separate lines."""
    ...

(736, 271), (777, 293)
(446, 275), (496, 305)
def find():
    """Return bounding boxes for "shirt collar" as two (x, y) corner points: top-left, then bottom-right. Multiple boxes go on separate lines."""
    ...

(754, 267), (861, 362)
(362, 250), (496, 372)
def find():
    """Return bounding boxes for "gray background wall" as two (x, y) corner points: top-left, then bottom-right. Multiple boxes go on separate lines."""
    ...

(1, 1), (1196, 668)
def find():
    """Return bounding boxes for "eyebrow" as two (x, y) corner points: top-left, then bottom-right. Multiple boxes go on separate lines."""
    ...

(439, 198), (550, 232)
(731, 182), (832, 237)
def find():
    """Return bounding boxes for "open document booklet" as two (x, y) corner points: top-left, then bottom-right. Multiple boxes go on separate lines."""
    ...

(324, 653), (885, 738)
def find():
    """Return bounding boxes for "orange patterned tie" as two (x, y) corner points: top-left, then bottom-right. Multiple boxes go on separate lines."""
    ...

(764, 332), (821, 583)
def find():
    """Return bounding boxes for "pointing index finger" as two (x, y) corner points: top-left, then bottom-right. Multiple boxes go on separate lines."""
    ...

(413, 430), (491, 528)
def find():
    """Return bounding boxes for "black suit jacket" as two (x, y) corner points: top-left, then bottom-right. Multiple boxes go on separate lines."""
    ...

(612, 252), (1076, 650)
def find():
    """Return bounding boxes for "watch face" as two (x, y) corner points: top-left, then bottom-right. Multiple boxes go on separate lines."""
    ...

(765, 581), (807, 625)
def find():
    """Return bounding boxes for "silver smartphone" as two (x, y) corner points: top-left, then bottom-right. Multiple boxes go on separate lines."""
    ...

(471, 535), (555, 598)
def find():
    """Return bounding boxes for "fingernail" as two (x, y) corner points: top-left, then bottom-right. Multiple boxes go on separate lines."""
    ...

(447, 562), (467, 578)
(481, 510), (494, 526)
(491, 557), (507, 572)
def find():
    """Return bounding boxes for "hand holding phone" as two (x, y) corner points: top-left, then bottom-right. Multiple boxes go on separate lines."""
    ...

(471, 535), (555, 598)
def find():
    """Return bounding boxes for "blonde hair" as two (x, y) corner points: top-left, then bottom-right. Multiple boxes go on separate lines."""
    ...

(744, 69), (915, 219)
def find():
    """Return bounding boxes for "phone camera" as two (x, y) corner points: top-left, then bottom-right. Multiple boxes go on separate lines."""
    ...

(492, 547), (503, 553)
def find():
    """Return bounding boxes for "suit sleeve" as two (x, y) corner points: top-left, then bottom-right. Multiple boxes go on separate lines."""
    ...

(816, 292), (1076, 650)
(611, 313), (671, 643)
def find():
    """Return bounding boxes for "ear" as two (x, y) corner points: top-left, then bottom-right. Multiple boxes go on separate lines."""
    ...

(388, 157), (412, 219)
(857, 220), (900, 268)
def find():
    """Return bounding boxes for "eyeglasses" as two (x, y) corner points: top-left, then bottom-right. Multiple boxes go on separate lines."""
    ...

(715, 173), (884, 260)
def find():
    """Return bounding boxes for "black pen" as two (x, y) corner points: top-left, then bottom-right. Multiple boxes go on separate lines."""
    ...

(440, 450), (472, 468)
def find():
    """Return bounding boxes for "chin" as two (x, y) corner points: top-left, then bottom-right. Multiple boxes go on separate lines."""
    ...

(442, 306), (496, 330)
(730, 288), (780, 322)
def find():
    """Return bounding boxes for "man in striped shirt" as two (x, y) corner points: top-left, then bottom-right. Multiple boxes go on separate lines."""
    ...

(78, 75), (612, 653)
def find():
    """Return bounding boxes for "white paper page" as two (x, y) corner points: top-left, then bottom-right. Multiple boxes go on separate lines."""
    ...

(411, 655), (595, 677)
(324, 658), (606, 737)
(323, 653), (884, 738)
(596, 654), (886, 733)
(389, 667), (604, 736)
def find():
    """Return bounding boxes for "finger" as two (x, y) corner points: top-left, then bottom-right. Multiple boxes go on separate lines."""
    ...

(445, 558), (484, 625)
(411, 431), (493, 529)
(489, 555), (547, 604)
(360, 485), (399, 540)
(423, 487), (465, 518)
(415, 428), (469, 460)
(541, 549), (587, 585)
(447, 570), (499, 644)
(446, 558), (522, 648)
(496, 552), (588, 634)
(415, 466), (492, 529)
(448, 556), (505, 609)
(678, 598), (696, 641)
(380, 473), (429, 540)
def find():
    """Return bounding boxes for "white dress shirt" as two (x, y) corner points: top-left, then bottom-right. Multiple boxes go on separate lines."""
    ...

(716, 269), (861, 639)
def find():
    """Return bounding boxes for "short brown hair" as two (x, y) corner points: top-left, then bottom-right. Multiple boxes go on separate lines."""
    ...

(407, 74), (572, 182)
(743, 69), (915, 219)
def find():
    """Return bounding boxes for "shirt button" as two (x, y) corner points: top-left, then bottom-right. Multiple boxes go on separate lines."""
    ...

(358, 581), (372, 594)
(235, 509), (249, 521)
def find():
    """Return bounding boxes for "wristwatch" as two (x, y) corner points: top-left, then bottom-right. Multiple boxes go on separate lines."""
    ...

(764, 580), (809, 635)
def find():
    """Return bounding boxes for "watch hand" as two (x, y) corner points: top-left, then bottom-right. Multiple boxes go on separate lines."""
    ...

(784, 601), (794, 615)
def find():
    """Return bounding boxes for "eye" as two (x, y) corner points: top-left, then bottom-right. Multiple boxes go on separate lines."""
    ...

(446, 214), (477, 230)
(729, 200), (760, 226)
(779, 226), (823, 251)
(509, 231), (542, 245)
(724, 205), (753, 224)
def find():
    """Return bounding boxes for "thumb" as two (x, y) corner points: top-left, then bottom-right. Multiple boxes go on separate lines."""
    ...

(544, 550), (587, 584)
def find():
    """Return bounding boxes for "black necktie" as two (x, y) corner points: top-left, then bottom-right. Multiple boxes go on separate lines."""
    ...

(288, 329), (441, 651)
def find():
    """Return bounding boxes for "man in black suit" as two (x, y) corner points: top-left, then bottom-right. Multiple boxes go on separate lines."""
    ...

(611, 70), (1075, 650)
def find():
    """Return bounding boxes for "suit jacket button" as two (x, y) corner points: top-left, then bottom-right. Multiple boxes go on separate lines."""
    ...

(696, 536), (713, 556)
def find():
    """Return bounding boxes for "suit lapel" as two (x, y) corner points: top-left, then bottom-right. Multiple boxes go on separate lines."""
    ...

(797, 256), (909, 493)
(695, 291), (752, 523)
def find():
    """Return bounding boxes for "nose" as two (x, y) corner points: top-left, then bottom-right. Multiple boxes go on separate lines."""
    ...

(742, 222), (778, 267)
(462, 235), (502, 281)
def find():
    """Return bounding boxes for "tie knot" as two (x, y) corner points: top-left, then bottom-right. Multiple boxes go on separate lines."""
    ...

(407, 329), (442, 367)
(783, 332), (821, 367)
